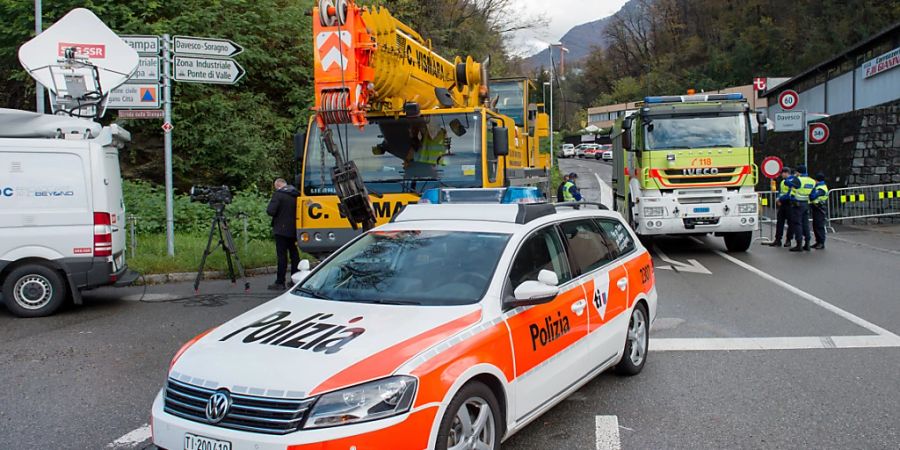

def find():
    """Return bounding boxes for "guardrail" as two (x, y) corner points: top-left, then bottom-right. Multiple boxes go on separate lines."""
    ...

(828, 183), (900, 223)
(756, 190), (779, 243)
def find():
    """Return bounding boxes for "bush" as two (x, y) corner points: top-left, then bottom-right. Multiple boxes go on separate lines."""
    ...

(123, 180), (274, 241)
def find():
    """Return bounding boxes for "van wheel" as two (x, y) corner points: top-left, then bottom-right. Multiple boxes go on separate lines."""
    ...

(723, 231), (753, 252)
(436, 382), (500, 450)
(616, 303), (649, 376)
(2, 264), (67, 317)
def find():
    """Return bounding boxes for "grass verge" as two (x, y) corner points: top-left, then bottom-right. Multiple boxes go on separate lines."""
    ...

(126, 233), (311, 275)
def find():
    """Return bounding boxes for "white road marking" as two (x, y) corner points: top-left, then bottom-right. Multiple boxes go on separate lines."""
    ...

(107, 423), (151, 448)
(595, 415), (622, 450)
(592, 173), (614, 209)
(694, 237), (900, 339)
(651, 334), (900, 351)
(653, 245), (712, 274)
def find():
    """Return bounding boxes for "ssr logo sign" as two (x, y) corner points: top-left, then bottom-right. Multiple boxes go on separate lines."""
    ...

(1, 187), (12, 197)
(219, 311), (366, 354)
(682, 167), (720, 176)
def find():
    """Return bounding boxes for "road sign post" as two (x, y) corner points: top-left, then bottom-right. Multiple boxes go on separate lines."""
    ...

(163, 33), (174, 256)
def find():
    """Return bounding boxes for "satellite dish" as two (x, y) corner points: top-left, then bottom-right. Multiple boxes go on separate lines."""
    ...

(18, 8), (139, 119)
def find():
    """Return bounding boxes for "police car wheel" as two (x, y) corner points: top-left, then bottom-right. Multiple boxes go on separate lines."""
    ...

(436, 381), (501, 450)
(615, 303), (649, 376)
(2, 264), (67, 318)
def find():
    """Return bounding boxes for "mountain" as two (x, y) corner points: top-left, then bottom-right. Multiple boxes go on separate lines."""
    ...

(521, 0), (637, 72)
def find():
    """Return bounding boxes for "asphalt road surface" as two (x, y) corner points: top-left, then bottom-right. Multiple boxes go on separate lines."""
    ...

(1, 156), (898, 449)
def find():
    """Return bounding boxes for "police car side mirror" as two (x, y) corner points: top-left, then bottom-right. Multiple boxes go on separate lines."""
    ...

(492, 126), (509, 157)
(509, 270), (559, 307)
(291, 259), (312, 285)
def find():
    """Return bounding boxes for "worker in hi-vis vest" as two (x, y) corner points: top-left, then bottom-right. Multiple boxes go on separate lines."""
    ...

(809, 173), (829, 249)
(787, 165), (816, 252)
(767, 166), (795, 247)
(562, 173), (583, 202)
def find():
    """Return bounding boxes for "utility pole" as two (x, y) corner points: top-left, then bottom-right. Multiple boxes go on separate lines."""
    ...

(34, 0), (44, 113)
(162, 34), (175, 256)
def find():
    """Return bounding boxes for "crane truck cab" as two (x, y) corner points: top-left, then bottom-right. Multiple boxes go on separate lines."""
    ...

(295, 0), (551, 255)
(611, 93), (768, 252)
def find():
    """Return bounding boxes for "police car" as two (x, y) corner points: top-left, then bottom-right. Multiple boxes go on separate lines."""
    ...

(151, 201), (657, 450)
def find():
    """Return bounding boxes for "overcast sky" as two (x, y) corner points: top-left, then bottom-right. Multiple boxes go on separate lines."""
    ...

(509, 0), (629, 57)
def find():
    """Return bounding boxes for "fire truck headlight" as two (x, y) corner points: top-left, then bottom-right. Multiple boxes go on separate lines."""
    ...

(738, 203), (757, 214)
(643, 206), (665, 218)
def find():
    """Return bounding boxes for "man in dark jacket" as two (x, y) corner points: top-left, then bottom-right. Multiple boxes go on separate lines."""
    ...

(266, 178), (300, 290)
(556, 173), (570, 202)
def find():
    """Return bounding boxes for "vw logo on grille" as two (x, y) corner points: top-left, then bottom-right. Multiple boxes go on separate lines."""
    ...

(205, 390), (232, 424)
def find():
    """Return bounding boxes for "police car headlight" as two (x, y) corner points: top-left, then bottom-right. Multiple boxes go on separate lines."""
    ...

(738, 203), (757, 214)
(643, 206), (665, 218)
(304, 376), (417, 428)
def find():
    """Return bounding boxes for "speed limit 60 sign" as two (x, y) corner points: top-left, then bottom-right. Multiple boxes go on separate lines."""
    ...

(778, 90), (799, 111)
(809, 123), (829, 144)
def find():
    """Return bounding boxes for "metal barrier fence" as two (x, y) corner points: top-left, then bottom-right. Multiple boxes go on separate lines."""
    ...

(828, 183), (900, 223)
(756, 191), (779, 243)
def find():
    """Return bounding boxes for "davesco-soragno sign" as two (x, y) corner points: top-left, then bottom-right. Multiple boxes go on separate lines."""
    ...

(862, 46), (900, 79)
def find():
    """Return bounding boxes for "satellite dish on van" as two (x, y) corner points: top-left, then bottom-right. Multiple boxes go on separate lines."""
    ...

(18, 8), (139, 119)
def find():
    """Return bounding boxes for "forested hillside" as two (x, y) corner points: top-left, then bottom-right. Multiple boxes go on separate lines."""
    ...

(556, 0), (900, 129)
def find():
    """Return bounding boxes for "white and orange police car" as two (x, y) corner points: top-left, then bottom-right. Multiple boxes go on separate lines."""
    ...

(151, 201), (657, 450)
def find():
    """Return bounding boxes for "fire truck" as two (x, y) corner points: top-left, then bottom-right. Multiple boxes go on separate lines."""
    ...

(611, 93), (768, 252)
(295, 0), (551, 254)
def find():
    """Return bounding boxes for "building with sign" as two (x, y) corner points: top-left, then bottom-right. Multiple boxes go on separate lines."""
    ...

(762, 22), (900, 117)
(761, 22), (900, 189)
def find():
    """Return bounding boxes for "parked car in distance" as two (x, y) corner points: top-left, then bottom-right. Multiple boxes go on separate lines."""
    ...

(559, 143), (575, 158)
(600, 144), (613, 161)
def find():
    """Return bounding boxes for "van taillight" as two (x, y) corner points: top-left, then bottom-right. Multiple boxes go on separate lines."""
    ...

(93, 212), (112, 257)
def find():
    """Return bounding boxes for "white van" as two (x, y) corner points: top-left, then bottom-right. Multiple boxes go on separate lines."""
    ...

(0, 109), (137, 317)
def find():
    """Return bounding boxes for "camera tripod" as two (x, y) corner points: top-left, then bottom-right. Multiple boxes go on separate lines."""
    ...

(193, 203), (250, 292)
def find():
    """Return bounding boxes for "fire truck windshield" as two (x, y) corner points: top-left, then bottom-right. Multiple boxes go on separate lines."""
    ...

(644, 113), (750, 150)
(304, 113), (484, 195)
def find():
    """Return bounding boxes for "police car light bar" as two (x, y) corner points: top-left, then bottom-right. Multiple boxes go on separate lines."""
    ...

(644, 93), (744, 104)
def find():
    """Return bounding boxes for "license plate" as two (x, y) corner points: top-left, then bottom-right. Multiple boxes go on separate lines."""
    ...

(184, 433), (231, 450)
(693, 207), (710, 213)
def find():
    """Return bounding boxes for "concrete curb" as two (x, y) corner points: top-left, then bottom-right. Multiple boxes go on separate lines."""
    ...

(136, 266), (278, 285)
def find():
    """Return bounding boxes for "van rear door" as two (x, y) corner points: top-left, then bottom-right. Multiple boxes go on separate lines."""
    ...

(103, 149), (126, 267)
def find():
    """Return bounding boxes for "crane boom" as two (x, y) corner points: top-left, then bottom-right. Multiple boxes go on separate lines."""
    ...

(313, 0), (485, 128)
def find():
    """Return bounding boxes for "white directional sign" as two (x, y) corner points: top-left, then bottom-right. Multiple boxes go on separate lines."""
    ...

(121, 35), (160, 55)
(653, 245), (712, 275)
(173, 55), (245, 84)
(107, 83), (161, 109)
(128, 56), (160, 82)
(774, 111), (803, 132)
(173, 36), (243, 57)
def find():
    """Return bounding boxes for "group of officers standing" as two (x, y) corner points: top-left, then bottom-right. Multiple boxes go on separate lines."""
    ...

(767, 164), (830, 251)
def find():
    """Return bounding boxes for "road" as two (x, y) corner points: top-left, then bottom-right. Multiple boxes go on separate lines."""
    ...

(1, 156), (898, 449)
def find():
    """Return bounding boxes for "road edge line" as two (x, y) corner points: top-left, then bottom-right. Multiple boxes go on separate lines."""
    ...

(698, 238), (900, 339)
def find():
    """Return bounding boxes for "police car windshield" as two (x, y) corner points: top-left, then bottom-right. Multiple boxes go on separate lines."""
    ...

(644, 113), (750, 150)
(304, 113), (483, 195)
(295, 230), (510, 306)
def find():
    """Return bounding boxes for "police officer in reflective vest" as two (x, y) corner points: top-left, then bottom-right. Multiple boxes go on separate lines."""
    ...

(787, 165), (816, 252)
(767, 167), (795, 247)
(562, 173), (583, 202)
(809, 173), (829, 249)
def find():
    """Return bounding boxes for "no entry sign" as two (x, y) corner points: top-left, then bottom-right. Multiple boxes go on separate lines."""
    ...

(808, 123), (829, 144)
(778, 90), (799, 111)
(761, 156), (784, 179)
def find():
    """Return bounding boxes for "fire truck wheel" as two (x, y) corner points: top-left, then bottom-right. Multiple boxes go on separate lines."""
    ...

(724, 231), (753, 252)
